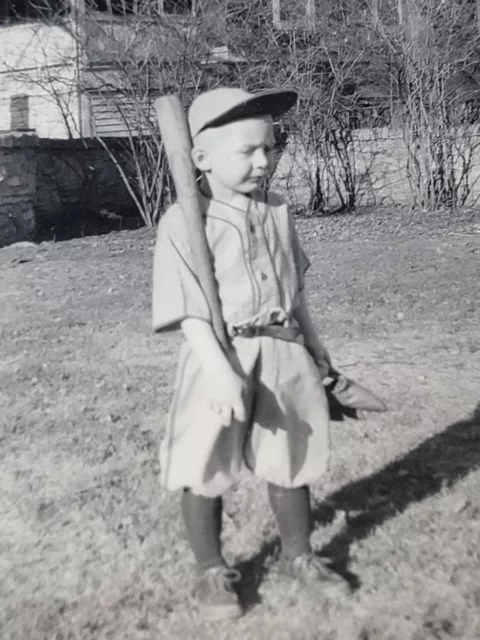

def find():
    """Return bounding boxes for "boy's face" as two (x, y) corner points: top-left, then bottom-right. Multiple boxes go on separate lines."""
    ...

(192, 116), (276, 195)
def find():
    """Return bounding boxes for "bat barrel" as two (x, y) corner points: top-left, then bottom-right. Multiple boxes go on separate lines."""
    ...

(154, 95), (228, 350)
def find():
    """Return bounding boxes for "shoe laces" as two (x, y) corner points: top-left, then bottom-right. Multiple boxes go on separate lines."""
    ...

(222, 568), (241, 584)
(203, 567), (241, 592)
(293, 553), (330, 576)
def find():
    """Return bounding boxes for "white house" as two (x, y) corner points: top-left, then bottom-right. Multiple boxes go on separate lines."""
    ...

(0, 17), (81, 137)
(0, 0), (245, 138)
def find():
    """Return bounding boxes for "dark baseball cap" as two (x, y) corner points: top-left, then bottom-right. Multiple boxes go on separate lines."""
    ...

(188, 87), (298, 138)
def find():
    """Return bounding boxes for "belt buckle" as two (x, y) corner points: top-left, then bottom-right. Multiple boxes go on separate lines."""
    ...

(234, 325), (260, 338)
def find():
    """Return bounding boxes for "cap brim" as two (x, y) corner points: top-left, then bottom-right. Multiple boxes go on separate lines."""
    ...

(198, 89), (298, 134)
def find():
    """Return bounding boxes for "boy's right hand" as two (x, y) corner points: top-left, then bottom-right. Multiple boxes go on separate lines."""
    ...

(179, 318), (248, 426)
(207, 368), (247, 427)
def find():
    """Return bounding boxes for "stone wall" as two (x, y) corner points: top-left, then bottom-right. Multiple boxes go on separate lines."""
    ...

(0, 134), (37, 246)
(0, 134), (136, 247)
(2, 126), (480, 248)
(272, 127), (480, 210)
(35, 139), (135, 228)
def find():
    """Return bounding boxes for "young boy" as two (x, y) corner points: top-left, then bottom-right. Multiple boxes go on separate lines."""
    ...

(152, 87), (351, 621)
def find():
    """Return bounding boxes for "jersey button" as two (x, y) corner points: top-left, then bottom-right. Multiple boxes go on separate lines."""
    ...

(249, 223), (255, 234)
(261, 272), (268, 281)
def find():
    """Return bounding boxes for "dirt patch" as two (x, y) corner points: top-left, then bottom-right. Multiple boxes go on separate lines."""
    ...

(1, 209), (479, 639)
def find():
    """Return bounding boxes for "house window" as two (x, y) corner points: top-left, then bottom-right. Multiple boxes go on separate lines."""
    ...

(10, 95), (30, 131)
(0, 0), (67, 22)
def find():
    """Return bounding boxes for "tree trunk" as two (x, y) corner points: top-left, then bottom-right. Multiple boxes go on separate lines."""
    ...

(306, 0), (316, 30)
(272, 0), (281, 29)
(70, 0), (85, 17)
(371, 0), (379, 28)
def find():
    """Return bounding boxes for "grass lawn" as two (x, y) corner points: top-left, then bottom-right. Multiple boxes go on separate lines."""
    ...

(1, 209), (479, 640)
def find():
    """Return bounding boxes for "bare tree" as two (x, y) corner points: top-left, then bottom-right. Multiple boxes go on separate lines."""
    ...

(269, 0), (480, 212)
(4, 0), (480, 220)
(1, 0), (247, 226)
(243, 2), (387, 214)
(380, 0), (480, 209)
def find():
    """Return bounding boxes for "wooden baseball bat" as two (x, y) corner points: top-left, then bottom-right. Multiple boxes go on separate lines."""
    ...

(154, 94), (228, 351)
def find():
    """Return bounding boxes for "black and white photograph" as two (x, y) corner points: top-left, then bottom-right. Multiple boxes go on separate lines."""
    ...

(1, 1), (479, 638)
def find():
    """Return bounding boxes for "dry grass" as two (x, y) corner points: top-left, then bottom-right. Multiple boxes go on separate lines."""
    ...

(1, 211), (479, 640)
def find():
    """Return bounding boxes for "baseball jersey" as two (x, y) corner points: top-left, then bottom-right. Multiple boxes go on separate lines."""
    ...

(152, 189), (310, 335)
(153, 188), (330, 497)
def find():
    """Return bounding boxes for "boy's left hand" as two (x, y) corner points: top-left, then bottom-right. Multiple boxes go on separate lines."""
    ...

(325, 371), (388, 420)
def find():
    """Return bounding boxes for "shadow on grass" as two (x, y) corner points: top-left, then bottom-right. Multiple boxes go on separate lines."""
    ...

(317, 402), (480, 561)
(236, 402), (480, 610)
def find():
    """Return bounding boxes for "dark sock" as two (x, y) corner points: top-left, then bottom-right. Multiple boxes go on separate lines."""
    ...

(268, 483), (312, 560)
(181, 489), (224, 573)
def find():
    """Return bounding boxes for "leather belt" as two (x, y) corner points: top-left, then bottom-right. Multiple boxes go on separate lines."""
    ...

(229, 324), (302, 343)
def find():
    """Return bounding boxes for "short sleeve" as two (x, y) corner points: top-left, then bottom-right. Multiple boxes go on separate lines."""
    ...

(152, 205), (211, 333)
(288, 212), (311, 292)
